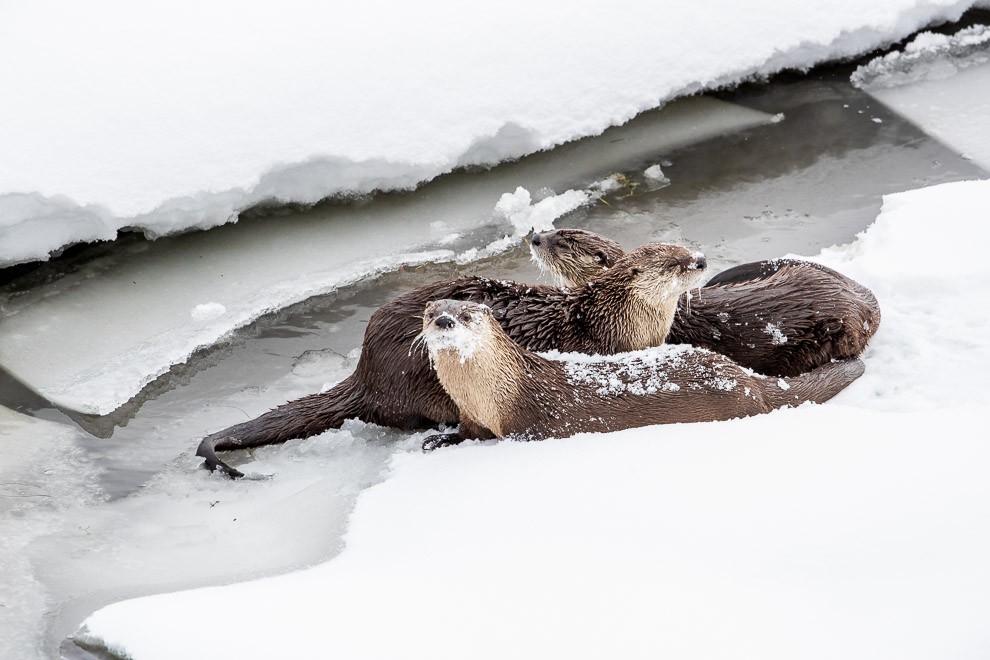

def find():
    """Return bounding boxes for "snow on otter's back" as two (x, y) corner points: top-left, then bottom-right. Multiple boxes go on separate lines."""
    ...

(544, 345), (738, 397)
(763, 322), (789, 345)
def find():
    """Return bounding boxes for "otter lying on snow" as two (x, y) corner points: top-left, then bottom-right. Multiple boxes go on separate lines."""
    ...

(531, 228), (880, 378)
(420, 299), (864, 446)
(198, 243), (708, 477)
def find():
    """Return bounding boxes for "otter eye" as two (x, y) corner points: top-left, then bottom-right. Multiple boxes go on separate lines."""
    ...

(595, 251), (607, 264)
(459, 312), (472, 323)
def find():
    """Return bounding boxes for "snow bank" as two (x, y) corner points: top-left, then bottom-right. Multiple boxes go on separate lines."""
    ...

(1, 0), (985, 266)
(851, 23), (990, 88)
(76, 179), (990, 658)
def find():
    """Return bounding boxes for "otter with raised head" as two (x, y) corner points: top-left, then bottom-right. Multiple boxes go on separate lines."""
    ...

(420, 299), (864, 446)
(530, 228), (880, 378)
(198, 243), (708, 477)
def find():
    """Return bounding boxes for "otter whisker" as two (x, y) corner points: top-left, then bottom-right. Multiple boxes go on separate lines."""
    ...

(409, 330), (430, 358)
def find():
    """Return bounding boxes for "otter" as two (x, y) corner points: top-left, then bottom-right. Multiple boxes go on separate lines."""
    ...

(420, 299), (865, 447)
(198, 243), (708, 477)
(530, 228), (880, 378)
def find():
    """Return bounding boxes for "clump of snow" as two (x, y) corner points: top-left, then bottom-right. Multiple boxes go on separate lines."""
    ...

(190, 302), (226, 321)
(590, 174), (626, 192)
(763, 322), (789, 345)
(769, 112), (786, 123)
(494, 187), (593, 236)
(2, 0), (986, 266)
(456, 187), (593, 263)
(643, 164), (670, 183)
(851, 23), (990, 89)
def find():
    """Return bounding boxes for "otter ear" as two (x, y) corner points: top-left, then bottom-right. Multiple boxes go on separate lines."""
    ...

(627, 266), (642, 277)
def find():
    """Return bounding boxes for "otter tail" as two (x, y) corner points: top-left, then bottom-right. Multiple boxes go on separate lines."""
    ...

(196, 375), (367, 479)
(764, 358), (865, 410)
(849, 279), (882, 340)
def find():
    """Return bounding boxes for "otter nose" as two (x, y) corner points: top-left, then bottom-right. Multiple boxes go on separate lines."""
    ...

(434, 315), (455, 329)
(694, 255), (707, 270)
(531, 232), (542, 246)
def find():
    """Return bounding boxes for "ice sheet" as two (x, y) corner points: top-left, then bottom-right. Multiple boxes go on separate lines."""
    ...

(0, 408), (100, 660)
(75, 179), (990, 659)
(854, 24), (990, 169)
(0, 96), (774, 415)
(1, 0), (984, 265)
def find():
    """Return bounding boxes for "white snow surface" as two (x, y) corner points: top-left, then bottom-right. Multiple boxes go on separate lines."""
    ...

(78, 179), (990, 658)
(1, 0), (987, 266)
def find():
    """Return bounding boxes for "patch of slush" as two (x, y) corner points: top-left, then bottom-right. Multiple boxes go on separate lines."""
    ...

(75, 178), (990, 659)
(1, 0), (984, 265)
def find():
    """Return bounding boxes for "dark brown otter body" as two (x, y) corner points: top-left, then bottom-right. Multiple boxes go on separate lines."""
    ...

(531, 228), (881, 378)
(198, 243), (707, 477)
(422, 299), (865, 444)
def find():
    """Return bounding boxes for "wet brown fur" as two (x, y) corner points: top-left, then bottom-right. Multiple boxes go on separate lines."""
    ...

(423, 300), (865, 444)
(198, 243), (706, 477)
(531, 228), (881, 378)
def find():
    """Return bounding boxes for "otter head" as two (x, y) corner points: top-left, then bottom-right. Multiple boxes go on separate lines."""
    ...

(530, 228), (625, 287)
(421, 299), (521, 436)
(584, 242), (707, 351)
(422, 299), (496, 364)
(615, 243), (707, 306)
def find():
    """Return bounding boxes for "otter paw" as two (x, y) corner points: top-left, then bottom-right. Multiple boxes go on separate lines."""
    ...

(422, 433), (465, 452)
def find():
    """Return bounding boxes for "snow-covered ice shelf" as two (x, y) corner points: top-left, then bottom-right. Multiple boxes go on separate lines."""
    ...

(854, 25), (990, 170)
(0, 96), (775, 416)
(75, 179), (990, 660)
(1, 0), (985, 266)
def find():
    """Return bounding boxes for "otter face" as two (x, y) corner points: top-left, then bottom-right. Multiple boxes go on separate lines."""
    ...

(530, 228), (624, 287)
(621, 243), (708, 304)
(422, 299), (494, 363)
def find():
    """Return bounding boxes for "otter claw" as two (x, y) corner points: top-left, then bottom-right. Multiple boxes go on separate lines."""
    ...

(201, 458), (245, 480)
(422, 433), (465, 451)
